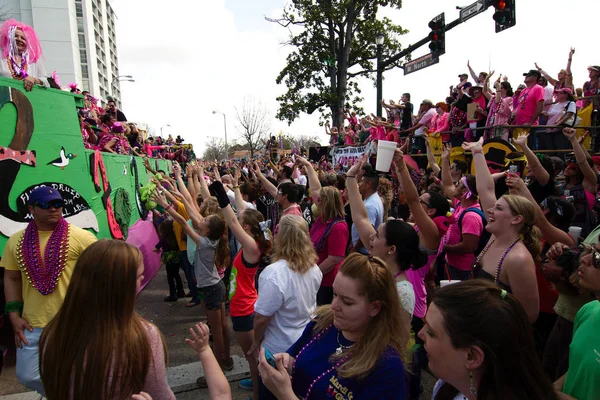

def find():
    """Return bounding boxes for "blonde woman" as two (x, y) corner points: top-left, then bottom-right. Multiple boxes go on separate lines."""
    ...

(258, 253), (409, 399)
(463, 138), (541, 323)
(297, 157), (349, 306)
(250, 215), (322, 400)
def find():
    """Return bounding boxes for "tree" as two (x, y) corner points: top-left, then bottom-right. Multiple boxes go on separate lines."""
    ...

(293, 134), (322, 150)
(268, 0), (407, 127)
(234, 96), (272, 158)
(202, 137), (227, 162)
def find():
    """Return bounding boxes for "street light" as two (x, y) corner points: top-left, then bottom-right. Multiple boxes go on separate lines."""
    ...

(375, 32), (384, 117)
(112, 74), (135, 85)
(160, 124), (171, 139)
(212, 110), (228, 160)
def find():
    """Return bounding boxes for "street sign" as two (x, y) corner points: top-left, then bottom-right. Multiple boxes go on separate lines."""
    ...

(403, 53), (439, 76)
(460, 0), (488, 22)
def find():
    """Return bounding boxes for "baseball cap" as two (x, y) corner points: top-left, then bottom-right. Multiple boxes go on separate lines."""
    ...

(588, 65), (600, 72)
(555, 87), (574, 95)
(28, 186), (63, 206)
(458, 73), (468, 78)
(523, 69), (541, 78)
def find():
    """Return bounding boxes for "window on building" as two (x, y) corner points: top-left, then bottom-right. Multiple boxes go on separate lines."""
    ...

(75, 2), (83, 17)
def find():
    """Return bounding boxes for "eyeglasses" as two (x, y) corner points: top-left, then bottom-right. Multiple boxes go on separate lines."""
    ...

(34, 201), (64, 209)
(450, 163), (457, 170)
(419, 199), (433, 208)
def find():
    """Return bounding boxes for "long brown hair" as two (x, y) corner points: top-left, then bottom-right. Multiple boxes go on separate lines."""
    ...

(432, 280), (558, 400)
(319, 186), (345, 222)
(40, 240), (161, 400)
(241, 208), (273, 255)
(205, 214), (231, 269)
(502, 194), (542, 259)
(313, 253), (410, 380)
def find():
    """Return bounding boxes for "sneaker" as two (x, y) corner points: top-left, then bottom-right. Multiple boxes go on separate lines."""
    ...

(238, 378), (253, 390)
(164, 295), (178, 302)
(196, 376), (207, 388)
(221, 357), (234, 372)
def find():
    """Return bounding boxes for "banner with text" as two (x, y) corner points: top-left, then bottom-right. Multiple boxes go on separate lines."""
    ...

(332, 145), (368, 167)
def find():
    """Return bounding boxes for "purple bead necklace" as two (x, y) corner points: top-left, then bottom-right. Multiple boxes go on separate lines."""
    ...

(17, 218), (70, 295)
(475, 236), (521, 283)
(292, 324), (352, 399)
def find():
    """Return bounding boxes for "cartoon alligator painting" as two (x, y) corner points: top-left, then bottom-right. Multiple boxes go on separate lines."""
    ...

(0, 77), (172, 285)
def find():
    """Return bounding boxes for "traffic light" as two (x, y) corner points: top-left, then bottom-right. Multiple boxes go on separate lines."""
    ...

(428, 13), (445, 57)
(493, 0), (516, 33)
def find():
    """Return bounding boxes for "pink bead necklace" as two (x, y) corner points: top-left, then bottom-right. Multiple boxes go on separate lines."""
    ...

(292, 324), (352, 399)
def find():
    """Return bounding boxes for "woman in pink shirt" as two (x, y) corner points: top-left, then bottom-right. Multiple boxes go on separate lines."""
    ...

(431, 102), (450, 142)
(39, 240), (175, 400)
(484, 81), (514, 141)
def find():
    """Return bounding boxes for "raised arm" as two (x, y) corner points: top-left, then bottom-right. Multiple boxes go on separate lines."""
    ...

(513, 133), (550, 186)
(393, 150), (440, 250)
(463, 138), (497, 214)
(467, 60), (478, 83)
(345, 155), (376, 247)
(231, 169), (247, 214)
(210, 181), (261, 262)
(253, 163), (278, 197)
(563, 128), (598, 194)
(151, 190), (203, 246)
(534, 63), (558, 87)
(424, 135), (441, 176)
(297, 156), (322, 203)
(505, 176), (574, 247)
(172, 161), (195, 206)
(440, 143), (455, 202)
(565, 48), (574, 88)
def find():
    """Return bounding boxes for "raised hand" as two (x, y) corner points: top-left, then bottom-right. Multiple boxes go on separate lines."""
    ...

(462, 137), (484, 154)
(185, 323), (211, 355)
(562, 127), (576, 140)
(441, 143), (452, 161)
(347, 153), (367, 177)
(513, 132), (529, 148)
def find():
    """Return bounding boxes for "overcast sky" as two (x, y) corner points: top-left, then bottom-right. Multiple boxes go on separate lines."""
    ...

(114, 0), (600, 155)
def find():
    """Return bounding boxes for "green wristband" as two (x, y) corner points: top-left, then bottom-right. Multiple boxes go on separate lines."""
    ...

(4, 300), (24, 315)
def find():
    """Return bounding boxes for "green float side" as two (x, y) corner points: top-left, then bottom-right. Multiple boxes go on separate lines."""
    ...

(0, 77), (170, 255)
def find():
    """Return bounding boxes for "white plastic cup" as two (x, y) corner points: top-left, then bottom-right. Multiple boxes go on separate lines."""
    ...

(568, 226), (582, 244)
(375, 140), (398, 172)
(440, 280), (461, 287)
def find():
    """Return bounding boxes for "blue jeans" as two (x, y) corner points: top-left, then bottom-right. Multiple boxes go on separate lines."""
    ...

(180, 250), (198, 300)
(16, 328), (45, 396)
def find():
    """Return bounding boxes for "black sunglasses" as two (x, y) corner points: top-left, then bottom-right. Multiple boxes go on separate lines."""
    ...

(34, 201), (64, 209)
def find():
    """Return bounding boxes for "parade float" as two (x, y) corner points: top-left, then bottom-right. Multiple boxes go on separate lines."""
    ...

(0, 77), (172, 287)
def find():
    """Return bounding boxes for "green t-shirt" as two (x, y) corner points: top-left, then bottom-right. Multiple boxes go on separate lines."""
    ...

(563, 300), (600, 400)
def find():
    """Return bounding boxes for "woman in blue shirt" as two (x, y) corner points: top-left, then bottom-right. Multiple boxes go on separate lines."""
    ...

(258, 253), (409, 399)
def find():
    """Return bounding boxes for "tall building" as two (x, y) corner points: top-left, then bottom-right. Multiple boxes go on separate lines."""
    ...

(3, 0), (122, 103)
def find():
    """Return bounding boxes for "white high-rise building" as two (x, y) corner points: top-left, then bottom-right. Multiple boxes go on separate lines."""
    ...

(3, 0), (122, 103)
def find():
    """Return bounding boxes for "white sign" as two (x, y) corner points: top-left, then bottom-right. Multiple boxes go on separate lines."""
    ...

(460, 0), (486, 22)
(332, 145), (368, 167)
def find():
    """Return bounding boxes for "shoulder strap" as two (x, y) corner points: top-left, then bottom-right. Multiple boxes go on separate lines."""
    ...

(457, 207), (486, 230)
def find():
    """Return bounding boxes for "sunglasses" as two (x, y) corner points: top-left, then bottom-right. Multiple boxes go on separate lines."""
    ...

(580, 244), (600, 269)
(34, 201), (64, 209)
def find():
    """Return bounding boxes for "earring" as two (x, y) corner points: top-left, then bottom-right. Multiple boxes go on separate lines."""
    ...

(387, 251), (392, 255)
(469, 371), (477, 395)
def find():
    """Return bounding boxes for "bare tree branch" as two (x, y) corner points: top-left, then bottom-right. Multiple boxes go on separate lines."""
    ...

(234, 96), (272, 158)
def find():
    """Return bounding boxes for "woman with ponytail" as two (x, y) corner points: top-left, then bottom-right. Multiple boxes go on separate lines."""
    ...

(151, 188), (233, 375)
(200, 169), (272, 400)
(463, 138), (540, 323)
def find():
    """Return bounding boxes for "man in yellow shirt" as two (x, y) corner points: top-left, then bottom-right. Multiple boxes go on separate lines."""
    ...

(1, 186), (96, 395)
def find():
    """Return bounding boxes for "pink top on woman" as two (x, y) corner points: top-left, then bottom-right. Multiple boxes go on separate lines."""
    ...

(431, 112), (449, 134)
(345, 130), (355, 145)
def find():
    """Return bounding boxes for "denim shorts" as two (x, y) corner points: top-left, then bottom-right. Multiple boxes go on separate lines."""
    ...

(231, 313), (254, 332)
(197, 280), (225, 311)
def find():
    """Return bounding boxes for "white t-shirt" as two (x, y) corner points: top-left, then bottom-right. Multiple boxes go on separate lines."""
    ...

(547, 100), (577, 127)
(254, 259), (322, 354)
(351, 192), (383, 247)
(396, 280), (415, 317)
(415, 108), (437, 137)
(297, 175), (307, 187)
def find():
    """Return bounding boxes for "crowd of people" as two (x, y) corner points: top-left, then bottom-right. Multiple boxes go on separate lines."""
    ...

(2, 17), (600, 400)
(327, 50), (599, 162)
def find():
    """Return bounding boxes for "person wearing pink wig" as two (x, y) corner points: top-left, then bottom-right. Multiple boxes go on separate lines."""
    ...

(0, 19), (49, 91)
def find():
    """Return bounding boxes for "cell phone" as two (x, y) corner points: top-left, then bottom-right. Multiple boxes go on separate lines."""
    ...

(263, 347), (277, 368)
(509, 165), (518, 173)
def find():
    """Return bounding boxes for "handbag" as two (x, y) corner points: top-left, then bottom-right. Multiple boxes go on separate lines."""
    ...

(562, 101), (582, 127)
